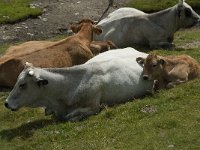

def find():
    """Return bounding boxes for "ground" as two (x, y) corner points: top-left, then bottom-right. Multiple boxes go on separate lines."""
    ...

(0, 0), (131, 45)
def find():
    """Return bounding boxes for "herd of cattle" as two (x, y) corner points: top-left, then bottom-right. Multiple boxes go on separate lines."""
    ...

(3, 0), (200, 121)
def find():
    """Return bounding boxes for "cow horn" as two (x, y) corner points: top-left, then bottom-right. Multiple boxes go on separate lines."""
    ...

(179, 0), (185, 5)
(28, 70), (34, 76)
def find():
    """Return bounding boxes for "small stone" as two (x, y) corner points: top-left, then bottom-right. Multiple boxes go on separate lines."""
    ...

(75, 12), (79, 16)
(3, 16), (9, 19)
(27, 33), (34, 36)
(42, 18), (48, 22)
(168, 144), (174, 148)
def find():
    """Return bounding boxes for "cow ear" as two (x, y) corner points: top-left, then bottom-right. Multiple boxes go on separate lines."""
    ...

(37, 78), (49, 88)
(70, 24), (80, 33)
(136, 57), (145, 65)
(93, 26), (102, 35)
(185, 8), (192, 17)
(159, 59), (165, 65)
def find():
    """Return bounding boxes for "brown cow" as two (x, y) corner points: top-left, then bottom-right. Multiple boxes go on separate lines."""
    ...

(0, 19), (102, 87)
(136, 54), (200, 90)
(90, 40), (118, 55)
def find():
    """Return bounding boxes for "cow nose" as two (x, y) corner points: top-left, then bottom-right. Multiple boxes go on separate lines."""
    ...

(143, 75), (149, 80)
(4, 102), (9, 108)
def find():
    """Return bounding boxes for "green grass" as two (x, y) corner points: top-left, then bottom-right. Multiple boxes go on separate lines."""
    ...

(0, 0), (42, 24)
(0, 27), (199, 149)
(128, 0), (200, 12)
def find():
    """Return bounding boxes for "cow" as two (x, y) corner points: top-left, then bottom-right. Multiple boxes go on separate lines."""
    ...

(136, 54), (200, 90)
(94, 0), (200, 49)
(0, 19), (102, 87)
(5, 47), (154, 122)
(90, 40), (118, 55)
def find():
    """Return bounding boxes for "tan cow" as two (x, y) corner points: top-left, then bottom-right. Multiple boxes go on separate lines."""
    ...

(90, 40), (118, 55)
(136, 54), (200, 89)
(0, 19), (102, 87)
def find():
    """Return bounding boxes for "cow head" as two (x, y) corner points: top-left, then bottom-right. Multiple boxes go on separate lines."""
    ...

(5, 62), (49, 111)
(136, 54), (165, 80)
(69, 18), (102, 35)
(176, 0), (200, 28)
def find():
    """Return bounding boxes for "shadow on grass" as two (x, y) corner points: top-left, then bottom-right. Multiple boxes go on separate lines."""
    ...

(0, 118), (60, 141)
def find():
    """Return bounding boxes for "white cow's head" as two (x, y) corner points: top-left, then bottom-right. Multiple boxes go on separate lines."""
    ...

(176, 0), (200, 28)
(5, 62), (48, 111)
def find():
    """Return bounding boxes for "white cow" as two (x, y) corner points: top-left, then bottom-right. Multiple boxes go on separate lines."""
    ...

(95, 0), (200, 49)
(5, 48), (153, 121)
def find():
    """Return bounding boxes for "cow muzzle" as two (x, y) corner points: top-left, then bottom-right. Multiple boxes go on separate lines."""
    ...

(4, 102), (17, 111)
(143, 75), (149, 80)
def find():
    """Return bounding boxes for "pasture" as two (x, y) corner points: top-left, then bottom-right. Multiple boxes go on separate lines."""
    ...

(0, 0), (42, 24)
(0, 0), (200, 149)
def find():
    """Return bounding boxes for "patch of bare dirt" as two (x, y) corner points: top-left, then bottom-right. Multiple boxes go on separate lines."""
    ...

(0, 0), (131, 45)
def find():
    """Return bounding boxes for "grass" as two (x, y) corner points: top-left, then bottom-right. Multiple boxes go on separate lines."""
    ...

(128, 0), (200, 12)
(0, 27), (199, 149)
(0, 0), (42, 24)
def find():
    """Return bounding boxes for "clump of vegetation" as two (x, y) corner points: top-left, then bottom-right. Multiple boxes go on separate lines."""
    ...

(0, 0), (42, 24)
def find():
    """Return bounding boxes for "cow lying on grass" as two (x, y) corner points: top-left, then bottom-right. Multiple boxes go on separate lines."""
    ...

(5, 47), (153, 121)
(0, 19), (102, 87)
(90, 40), (117, 55)
(95, 0), (200, 49)
(136, 54), (200, 90)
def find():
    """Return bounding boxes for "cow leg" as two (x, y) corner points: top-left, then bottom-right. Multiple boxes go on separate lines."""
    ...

(166, 64), (189, 88)
(64, 107), (100, 122)
(158, 42), (175, 50)
(90, 44), (101, 55)
(166, 80), (187, 89)
(44, 108), (54, 116)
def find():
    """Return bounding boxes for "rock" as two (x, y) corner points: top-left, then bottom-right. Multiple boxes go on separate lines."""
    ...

(27, 33), (34, 36)
(38, 16), (48, 22)
(75, 12), (79, 16)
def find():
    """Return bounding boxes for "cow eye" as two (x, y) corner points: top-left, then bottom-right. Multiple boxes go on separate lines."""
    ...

(19, 83), (27, 89)
(152, 64), (157, 68)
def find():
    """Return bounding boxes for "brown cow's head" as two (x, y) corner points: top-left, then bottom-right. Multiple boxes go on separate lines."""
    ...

(69, 18), (102, 35)
(136, 54), (165, 80)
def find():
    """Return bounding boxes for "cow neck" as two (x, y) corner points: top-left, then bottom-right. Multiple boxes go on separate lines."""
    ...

(148, 6), (178, 35)
(44, 65), (87, 93)
(76, 24), (93, 47)
(38, 66), (87, 108)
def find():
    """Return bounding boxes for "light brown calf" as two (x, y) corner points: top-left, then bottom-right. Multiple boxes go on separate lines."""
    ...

(0, 19), (102, 87)
(136, 54), (200, 90)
